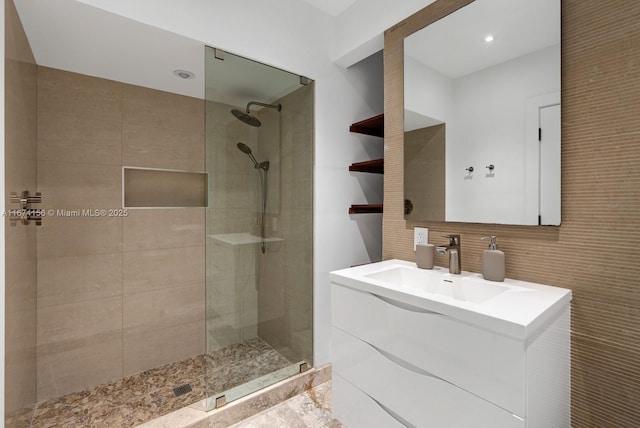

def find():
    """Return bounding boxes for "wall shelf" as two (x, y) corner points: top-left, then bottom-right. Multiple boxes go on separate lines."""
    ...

(348, 114), (384, 214)
(349, 113), (384, 137)
(349, 204), (383, 214)
(349, 158), (384, 174)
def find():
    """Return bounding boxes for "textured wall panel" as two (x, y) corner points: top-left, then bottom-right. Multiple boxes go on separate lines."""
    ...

(383, 1), (640, 426)
(4, 0), (38, 421)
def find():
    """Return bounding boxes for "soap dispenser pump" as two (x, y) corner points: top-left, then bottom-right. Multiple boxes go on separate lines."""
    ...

(481, 236), (505, 282)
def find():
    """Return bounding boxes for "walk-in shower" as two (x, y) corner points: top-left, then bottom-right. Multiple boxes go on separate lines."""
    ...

(4, 40), (313, 426)
(236, 142), (269, 253)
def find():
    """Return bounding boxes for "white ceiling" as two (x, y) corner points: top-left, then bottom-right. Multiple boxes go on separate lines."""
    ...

(404, 0), (560, 79)
(299, 0), (359, 16)
(12, 0), (366, 102)
(14, 0), (207, 98)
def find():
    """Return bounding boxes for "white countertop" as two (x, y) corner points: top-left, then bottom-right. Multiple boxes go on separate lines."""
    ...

(330, 259), (572, 341)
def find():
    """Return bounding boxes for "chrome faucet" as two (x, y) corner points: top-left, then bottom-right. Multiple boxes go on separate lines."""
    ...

(437, 234), (461, 274)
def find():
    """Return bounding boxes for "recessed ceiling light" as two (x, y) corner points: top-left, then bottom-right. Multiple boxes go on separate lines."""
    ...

(484, 34), (495, 43)
(173, 70), (195, 79)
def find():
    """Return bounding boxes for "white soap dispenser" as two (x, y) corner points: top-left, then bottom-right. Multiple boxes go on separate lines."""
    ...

(481, 236), (505, 282)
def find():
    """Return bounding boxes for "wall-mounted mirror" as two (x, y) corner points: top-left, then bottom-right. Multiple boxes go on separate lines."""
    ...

(404, 0), (560, 225)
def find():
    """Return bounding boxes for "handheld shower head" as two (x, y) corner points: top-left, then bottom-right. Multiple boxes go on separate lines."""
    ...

(237, 142), (259, 168)
(236, 142), (269, 171)
(236, 142), (252, 155)
(236, 141), (271, 254)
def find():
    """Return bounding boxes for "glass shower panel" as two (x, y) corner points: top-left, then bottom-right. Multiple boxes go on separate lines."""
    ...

(204, 47), (313, 410)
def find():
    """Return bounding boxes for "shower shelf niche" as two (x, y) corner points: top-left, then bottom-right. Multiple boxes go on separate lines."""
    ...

(349, 114), (384, 214)
(123, 167), (208, 208)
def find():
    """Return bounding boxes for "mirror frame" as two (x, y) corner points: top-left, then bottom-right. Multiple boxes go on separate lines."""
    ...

(384, 0), (561, 228)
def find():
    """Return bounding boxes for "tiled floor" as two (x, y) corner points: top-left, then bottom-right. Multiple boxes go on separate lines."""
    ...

(7, 337), (294, 428)
(228, 381), (344, 428)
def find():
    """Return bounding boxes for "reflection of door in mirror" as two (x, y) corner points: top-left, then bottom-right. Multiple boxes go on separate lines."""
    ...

(539, 103), (561, 225)
(524, 92), (561, 225)
(403, 0), (560, 225)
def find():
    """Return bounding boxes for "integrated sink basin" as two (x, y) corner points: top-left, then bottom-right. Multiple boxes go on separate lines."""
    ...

(330, 259), (572, 340)
(365, 266), (509, 304)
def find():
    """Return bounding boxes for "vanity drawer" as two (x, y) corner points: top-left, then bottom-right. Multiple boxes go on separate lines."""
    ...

(332, 374), (405, 428)
(332, 327), (524, 428)
(331, 283), (525, 416)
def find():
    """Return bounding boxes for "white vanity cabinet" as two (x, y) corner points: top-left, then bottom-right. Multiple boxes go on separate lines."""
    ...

(330, 260), (571, 428)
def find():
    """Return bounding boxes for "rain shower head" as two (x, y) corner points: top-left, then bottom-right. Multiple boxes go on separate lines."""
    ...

(231, 101), (282, 128)
(232, 109), (262, 127)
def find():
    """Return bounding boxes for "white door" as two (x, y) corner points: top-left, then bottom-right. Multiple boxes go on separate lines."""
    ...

(539, 103), (561, 225)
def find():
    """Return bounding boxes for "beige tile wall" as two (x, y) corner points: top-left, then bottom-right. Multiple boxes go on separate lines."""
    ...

(118, 84), (206, 378)
(4, 0), (38, 418)
(383, 0), (640, 426)
(122, 84), (204, 171)
(205, 100), (260, 352)
(258, 84), (314, 365)
(36, 67), (206, 400)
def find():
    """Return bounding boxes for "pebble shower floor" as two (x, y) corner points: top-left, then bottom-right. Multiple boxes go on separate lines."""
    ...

(7, 337), (292, 427)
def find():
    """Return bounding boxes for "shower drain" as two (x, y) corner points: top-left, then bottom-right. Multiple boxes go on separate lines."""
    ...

(173, 384), (193, 397)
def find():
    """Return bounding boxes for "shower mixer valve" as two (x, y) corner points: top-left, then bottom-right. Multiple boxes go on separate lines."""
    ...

(8, 190), (43, 226)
